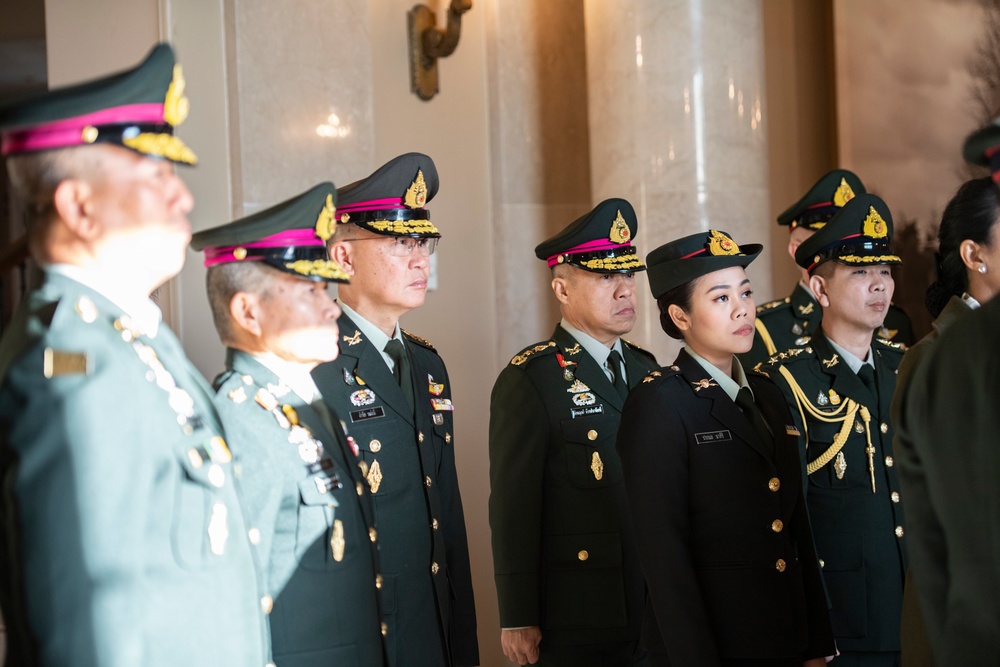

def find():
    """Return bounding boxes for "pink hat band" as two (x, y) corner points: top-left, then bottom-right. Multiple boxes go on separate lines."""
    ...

(203, 228), (324, 267)
(546, 238), (631, 267)
(1, 102), (167, 155)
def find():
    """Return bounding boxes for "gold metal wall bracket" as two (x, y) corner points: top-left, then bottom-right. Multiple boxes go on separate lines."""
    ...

(408, 0), (472, 101)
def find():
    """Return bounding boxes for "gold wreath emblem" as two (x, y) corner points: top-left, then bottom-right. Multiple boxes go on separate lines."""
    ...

(404, 169), (428, 209)
(163, 65), (190, 127)
(862, 206), (888, 239)
(833, 177), (856, 207)
(707, 230), (740, 256)
(315, 193), (336, 241)
(609, 210), (631, 244)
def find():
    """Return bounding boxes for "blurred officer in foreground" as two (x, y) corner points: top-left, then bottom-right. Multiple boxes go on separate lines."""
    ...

(314, 153), (478, 667)
(489, 199), (657, 666)
(0, 44), (266, 667)
(893, 118), (1000, 666)
(741, 170), (913, 368)
(193, 182), (389, 666)
(760, 193), (908, 666)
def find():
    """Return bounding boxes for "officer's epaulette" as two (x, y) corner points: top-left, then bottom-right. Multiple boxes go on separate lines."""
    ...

(763, 344), (814, 366)
(509, 340), (557, 366)
(402, 329), (437, 353)
(756, 297), (790, 314)
(637, 364), (682, 386)
(622, 338), (657, 363)
(875, 336), (907, 353)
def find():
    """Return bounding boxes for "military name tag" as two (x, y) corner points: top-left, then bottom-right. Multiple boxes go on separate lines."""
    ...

(42, 348), (89, 378)
(570, 405), (604, 419)
(694, 430), (732, 444)
(350, 406), (385, 422)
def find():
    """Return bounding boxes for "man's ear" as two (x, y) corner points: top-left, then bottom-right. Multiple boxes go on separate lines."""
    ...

(229, 291), (263, 337)
(551, 276), (571, 306)
(668, 303), (692, 333)
(52, 179), (100, 241)
(328, 241), (356, 276)
(809, 273), (831, 307)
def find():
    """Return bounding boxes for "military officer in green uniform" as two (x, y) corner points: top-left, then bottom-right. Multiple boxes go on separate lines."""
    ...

(892, 118), (1000, 666)
(488, 199), (657, 666)
(192, 182), (389, 666)
(313, 154), (478, 667)
(741, 170), (914, 368)
(760, 193), (908, 666)
(0, 44), (267, 667)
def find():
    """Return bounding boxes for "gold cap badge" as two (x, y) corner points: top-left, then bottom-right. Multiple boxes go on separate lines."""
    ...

(707, 230), (740, 256)
(862, 206), (888, 239)
(163, 65), (189, 127)
(404, 169), (428, 209)
(315, 193), (336, 241)
(833, 177), (856, 208)
(609, 210), (631, 244)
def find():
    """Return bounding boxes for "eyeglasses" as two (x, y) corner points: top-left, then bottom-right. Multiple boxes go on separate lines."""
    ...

(345, 236), (439, 257)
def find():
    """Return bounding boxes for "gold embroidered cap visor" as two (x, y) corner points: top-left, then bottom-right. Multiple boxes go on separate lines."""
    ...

(0, 43), (197, 165)
(645, 229), (761, 299)
(335, 152), (442, 238)
(794, 192), (902, 273)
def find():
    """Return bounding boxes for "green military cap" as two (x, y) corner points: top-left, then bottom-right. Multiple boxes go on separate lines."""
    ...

(191, 182), (349, 283)
(794, 192), (901, 273)
(535, 198), (646, 273)
(645, 230), (761, 299)
(336, 152), (441, 238)
(963, 117), (1000, 180)
(0, 43), (196, 164)
(776, 169), (866, 231)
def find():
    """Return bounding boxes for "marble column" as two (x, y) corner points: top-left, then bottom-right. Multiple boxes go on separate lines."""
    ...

(584, 0), (772, 363)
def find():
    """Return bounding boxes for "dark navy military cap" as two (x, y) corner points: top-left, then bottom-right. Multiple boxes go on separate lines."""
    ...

(645, 230), (761, 299)
(191, 182), (349, 283)
(794, 193), (901, 273)
(534, 198), (645, 274)
(335, 152), (441, 238)
(963, 117), (1000, 181)
(777, 170), (866, 231)
(0, 43), (197, 164)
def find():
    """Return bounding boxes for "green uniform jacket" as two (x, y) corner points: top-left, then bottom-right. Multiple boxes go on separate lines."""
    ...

(895, 296), (999, 666)
(213, 349), (388, 667)
(616, 350), (834, 665)
(0, 272), (266, 667)
(740, 283), (915, 368)
(759, 331), (907, 653)
(488, 325), (657, 648)
(312, 314), (478, 667)
(892, 296), (972, 667)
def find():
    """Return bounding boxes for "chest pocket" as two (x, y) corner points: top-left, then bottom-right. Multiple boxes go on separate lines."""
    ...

(296, 476), (340, 570)
(560, 415), (623, 488)
(806, 415), (868, 490)
(172, 443), (231, 570)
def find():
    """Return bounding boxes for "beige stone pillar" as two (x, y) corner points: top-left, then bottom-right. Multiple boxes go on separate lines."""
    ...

(584, 0), (773, 363)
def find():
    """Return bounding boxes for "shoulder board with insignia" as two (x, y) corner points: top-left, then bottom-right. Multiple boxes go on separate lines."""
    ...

(765, 345), (815, 366)
(402, 329), (436, 352)
(638, 365), (682, 385)
(622, 338), (657, 363)
(510, 341), (557, 366)
(875, 337), (907, 352)
(756, 297), (790, 314)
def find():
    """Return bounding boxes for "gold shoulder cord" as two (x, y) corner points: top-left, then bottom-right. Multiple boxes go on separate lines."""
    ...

(755, 319), (777, 356)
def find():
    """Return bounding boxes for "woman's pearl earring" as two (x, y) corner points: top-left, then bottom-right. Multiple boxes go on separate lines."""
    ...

(979, 266), (988, 274)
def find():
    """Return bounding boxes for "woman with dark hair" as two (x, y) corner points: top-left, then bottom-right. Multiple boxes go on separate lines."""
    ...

(616, 230), (833, 667)
(892, 176), (1000, 667)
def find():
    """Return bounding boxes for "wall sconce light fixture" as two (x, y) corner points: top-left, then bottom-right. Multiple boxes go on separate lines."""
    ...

(408, 0), (472, 101)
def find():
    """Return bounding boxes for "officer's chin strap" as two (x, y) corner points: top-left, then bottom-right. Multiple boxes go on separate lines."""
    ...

(778, 366), (876, 493)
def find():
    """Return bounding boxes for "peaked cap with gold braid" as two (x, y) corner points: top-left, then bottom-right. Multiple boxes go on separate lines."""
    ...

(535, 198), (646, 274)
(335, 152), (441, 238)
(191, 182), (349, 283)
(776, 169), (866, 232)
(794, 193), (901, 274)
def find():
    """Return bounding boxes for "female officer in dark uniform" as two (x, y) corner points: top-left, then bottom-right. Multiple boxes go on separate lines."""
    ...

(616, 229), (834, 667)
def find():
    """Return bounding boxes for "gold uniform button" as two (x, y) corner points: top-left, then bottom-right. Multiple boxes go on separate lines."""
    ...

(445, 432), (452, 444)
(880, 422), (889, 434)
(381, 622), (388, 636)
(431, 562), (439, 575)
(578, 550), (589, 561)
(768, 477), (780, 492)
(208, 464), (225, 488)
(891, 491), (900, 503)
(819, 558), (825, 569)
(425, 476), (433, 487)
(248, 528), (261, 545)
(261, 595), (274, 614)
(376, 574), (384, 589)
(356, 481), (364, 496)
(432, 518), (439, 530)
(418, 431), (425, 443)
(187, 448), (204, 468)
(369, 527), (378, 543)
(895, 526), (905, 538)
(775, 559), (786, 573)
(370, 439), (382, 453)
(587, 429), (598, 441)
(885, 455), (894, 468)
(771, 519), (784, 533)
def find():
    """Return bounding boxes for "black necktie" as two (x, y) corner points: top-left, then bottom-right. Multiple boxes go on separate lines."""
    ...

(735, 387), (774, 456)
(608, 350), (628, 399)
(384, 339), (415, 415)
(857, 363), (878, 407)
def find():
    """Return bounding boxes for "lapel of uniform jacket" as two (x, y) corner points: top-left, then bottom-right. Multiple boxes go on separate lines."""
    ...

(621, 342), (655, 390)
(336, 313), (415, 427)
(552, 325), (623, 412)
(790, 283), (822, 335)
(811, 330), (871, 408)
(872, 345), (896, 419)
(675, 348), (769, 459)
